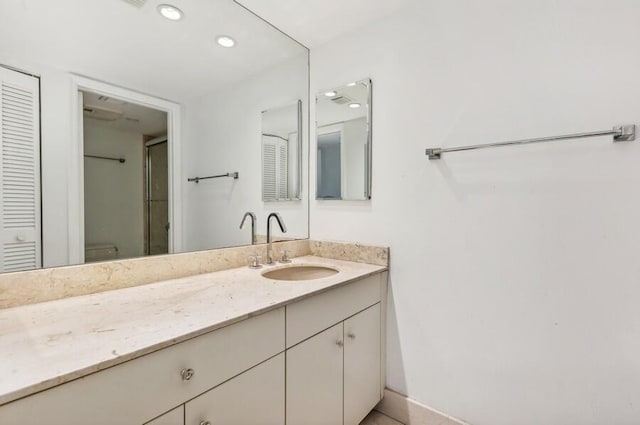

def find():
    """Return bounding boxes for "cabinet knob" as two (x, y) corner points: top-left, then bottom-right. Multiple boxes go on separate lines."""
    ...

(336, 340), (344, 348)
(200, 421), (211, 425)
(347, 332), (356, 340)
(181, 368), (195, 381)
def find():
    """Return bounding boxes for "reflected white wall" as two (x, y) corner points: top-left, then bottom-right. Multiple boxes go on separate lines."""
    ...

(83, 122), (144, 260)
(183, 54), (309, 251)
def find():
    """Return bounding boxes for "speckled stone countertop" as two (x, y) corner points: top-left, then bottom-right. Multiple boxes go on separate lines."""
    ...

(0, 255), (386, 406)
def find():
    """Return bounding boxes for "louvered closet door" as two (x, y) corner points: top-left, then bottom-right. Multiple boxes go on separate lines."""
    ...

(0, 67), (41, 272)
(263, 139), (277, 201)
(262, 137), (288, 201)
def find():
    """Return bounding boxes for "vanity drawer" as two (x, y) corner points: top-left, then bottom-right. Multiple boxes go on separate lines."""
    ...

(286, 273), (383, 348)
(0, 307), (285, 425)
(185, 353), (285, 425)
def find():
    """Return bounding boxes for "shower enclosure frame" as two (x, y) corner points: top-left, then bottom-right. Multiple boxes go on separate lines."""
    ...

(144, 136), (169, 256)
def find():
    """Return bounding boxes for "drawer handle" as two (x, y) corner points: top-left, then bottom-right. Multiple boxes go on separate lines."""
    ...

(347, 332), (356, 340)
(336, 340), (344, 348)
(181, 368), (195, 381)
(199, 421), (211, 425)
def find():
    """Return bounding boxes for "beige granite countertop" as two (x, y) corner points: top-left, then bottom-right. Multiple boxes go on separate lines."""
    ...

(0, 255), (386, 406)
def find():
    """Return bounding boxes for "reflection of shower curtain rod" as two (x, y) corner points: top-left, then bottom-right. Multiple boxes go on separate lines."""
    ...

(84, 154), (125, 163)
(262, 133), (289, 142)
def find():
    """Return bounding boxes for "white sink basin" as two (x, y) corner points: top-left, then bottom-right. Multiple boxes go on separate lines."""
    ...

(262, 265), (338, 281)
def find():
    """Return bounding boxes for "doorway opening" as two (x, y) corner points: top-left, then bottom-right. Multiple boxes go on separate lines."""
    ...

(82, 90), (168, 262)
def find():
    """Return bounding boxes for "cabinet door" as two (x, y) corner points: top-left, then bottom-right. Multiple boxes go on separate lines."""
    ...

(286, 323), (343, 425)
(145, 406), (184, 425)
(344, 304), (382, 425)
(185, 354), (284, 425)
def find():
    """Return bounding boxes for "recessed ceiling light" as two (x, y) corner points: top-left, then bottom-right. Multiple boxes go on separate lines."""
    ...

(346, 82), (357, 87)
(349, 103), (361, 109)
(157, 4), (183, 21)
(216, 36), (236, 48)
(324, 91), (337, 97)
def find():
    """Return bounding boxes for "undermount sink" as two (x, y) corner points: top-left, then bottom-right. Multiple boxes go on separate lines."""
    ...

(262, 265), (339, 281)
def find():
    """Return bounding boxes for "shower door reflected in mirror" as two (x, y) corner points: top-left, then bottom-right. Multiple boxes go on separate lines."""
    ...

(146, 138), (169, 256)
(316, 79), (372, 200)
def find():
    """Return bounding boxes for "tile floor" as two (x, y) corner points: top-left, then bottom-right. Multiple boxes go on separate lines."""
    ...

(360, 410), (404, 425)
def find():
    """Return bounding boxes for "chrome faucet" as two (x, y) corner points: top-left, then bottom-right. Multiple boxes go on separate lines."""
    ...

(239, 212), (257, 245)
(266, 212), (287, 265)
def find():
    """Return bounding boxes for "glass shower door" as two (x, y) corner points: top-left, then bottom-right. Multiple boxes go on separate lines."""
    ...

(146, 140), (168, 255)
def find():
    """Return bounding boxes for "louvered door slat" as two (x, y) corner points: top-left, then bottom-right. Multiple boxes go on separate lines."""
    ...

(2, 94), (32, 106)
(0, 68), (41, 272)
(3, 240), (37, 272)
(3, 113), (33, 122)
(278, 143), (288, 199)
(263, 142), (277, 201)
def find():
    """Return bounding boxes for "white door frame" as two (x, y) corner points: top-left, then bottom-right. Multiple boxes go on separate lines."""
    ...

(69, 76), (183, 264)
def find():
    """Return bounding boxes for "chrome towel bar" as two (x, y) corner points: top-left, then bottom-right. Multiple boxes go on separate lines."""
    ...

(188, 172), (239, 183)
(84, 154), (126, 163)
(425, 125), (635, 160)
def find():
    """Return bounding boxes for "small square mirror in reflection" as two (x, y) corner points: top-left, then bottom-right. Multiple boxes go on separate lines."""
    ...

(316, 79), (372, 200)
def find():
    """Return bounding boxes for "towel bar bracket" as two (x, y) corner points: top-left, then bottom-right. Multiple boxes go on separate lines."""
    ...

(613, 125), (636, 142)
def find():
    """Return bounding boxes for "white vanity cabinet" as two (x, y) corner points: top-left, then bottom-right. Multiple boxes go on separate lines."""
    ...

(287, 323), (345, 425)
(344, 304), (382, 425)
(0, 270), (387, 425)
(286, 273), (386, 425)
(0, 308), (285, 425)
(185, 354), (285, 425)
(145, 406), (184, 425)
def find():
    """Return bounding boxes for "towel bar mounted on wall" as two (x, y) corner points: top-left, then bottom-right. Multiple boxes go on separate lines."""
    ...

(425, 125), (636, 160)
(188, 172), (239, 183)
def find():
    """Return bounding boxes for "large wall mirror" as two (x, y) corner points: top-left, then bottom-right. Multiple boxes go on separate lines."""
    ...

(316, 79), (372, 201)
(0, 0), (309, 273)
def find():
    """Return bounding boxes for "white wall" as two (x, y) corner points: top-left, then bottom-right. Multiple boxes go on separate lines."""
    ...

(183, 54), (309, 251)
(310, 1), (640, 424)
(83, 122), (144, 260)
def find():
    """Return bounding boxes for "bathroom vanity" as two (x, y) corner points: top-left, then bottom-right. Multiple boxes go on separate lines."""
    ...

(0, 254), (387, 425)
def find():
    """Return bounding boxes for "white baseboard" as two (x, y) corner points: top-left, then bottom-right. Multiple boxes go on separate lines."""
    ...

(375, 388), (470, 425)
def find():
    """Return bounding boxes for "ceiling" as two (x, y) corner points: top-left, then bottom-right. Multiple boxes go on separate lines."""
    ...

(83, 91), (168, 136)
(235, 0), (418, 47)
(0, 0), (306, 102)
(317, 79), (369, 127)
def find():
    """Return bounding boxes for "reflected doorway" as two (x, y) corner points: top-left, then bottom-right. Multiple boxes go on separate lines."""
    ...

(316, 131), (342, 200)
(82, 90), (168, 262)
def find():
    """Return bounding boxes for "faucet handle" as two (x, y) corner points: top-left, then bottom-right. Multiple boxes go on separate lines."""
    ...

(280, 250), (292, 264)
(248, 255), (262, 269)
